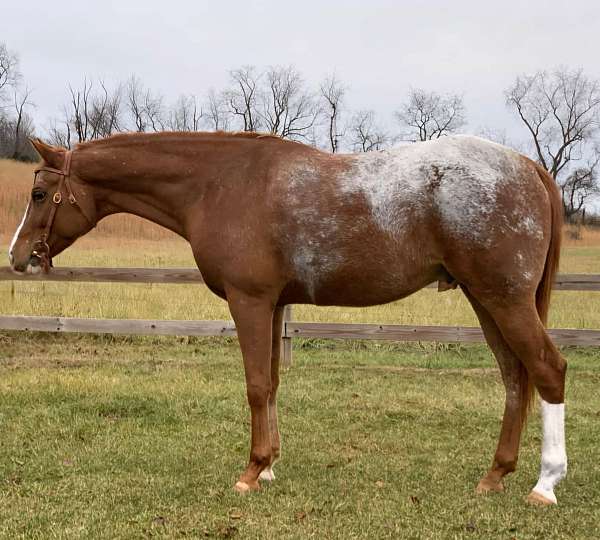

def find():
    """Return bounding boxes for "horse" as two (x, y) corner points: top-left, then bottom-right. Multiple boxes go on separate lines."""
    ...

(9, 132), (567, 505)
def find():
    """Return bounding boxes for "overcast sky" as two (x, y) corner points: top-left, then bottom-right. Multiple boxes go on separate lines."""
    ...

(3, 0), (600, 145)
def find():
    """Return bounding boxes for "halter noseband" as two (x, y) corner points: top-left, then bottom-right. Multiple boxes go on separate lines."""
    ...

(31, 151), (96, 272)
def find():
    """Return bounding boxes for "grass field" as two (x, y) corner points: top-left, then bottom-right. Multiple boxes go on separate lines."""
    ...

(1, 335), (600, 539)
(2, 158), (600, 538)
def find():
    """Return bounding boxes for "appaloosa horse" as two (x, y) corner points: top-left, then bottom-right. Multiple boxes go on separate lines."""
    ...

(9, 133), (567, 504)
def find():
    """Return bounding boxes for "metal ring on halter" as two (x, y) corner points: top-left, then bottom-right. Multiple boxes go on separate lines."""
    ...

(31, 240), (50, 257)
(31, 238), (52, 271)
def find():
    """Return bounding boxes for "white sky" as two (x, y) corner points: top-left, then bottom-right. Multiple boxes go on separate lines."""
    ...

(3, 0), (600, 144)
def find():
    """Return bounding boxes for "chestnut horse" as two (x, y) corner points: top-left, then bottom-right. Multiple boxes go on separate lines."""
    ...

(9, 133), (567, 505)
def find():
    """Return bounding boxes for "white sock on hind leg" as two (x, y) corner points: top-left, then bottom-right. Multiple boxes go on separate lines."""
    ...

(532, 399), (567, 504)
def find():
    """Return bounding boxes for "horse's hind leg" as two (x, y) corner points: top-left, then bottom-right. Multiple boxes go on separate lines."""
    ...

(471, 291), (567, 505)
(259, 305), (284, 482)
(462, 286), (529, 494)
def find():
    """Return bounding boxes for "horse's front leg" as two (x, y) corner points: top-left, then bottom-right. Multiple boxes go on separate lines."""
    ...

(259, 305), (284, 482)
(227, 288), (275, 493)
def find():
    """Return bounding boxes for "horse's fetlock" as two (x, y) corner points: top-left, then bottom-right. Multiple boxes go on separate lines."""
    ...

(542, 451), (567, 481)
(494, 457), (517, 474)
(250, 450), (272, 469)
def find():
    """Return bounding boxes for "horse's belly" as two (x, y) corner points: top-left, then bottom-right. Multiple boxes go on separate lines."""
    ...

(313, 281), (430, 307)
(290, 255), (443, 307)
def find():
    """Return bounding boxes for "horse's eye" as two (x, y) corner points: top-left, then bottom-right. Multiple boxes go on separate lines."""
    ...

(32, 190), (46, 203)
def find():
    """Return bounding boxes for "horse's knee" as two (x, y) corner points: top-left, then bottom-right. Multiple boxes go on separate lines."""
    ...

(270, 381), (279, 401)
(271, 371), (280, 389)
(246, 382), (271, 407)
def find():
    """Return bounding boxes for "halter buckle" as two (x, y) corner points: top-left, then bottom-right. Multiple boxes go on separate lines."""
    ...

(53, 192), (62, 204)
(31, 239), (52, 273)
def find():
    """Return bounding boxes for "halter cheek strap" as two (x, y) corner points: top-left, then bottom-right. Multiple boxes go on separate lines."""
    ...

(31, 151), (96, 272)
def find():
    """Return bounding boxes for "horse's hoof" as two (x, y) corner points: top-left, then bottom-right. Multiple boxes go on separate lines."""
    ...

(259, 467), (275, 482)
(526, 490), (557, 506)
(233, 480), (259, 494)
(475, 477), (504, 494)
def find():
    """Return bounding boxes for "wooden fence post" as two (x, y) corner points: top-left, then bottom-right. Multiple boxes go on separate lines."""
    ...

(282, 305), (293, 368)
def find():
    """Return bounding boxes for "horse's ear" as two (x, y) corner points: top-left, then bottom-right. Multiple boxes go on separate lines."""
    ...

(29, 138), (66, 169)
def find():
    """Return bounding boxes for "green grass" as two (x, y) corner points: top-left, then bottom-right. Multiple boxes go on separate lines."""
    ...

(0, 334), (599, 539)
(560, 245), (600, 274)
(1, 237), (600, 538)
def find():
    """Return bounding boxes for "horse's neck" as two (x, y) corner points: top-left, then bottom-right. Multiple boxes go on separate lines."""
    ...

(79, 144), (201, 239)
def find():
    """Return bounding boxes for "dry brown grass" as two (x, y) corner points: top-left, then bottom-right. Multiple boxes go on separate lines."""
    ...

(0, 159), (32, 238)
(563, 223), (600, 247)
(0, 158), (176, 244)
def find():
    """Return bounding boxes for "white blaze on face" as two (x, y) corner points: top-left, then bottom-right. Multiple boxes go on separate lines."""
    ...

(8, 202), (30, 266)
(532, 399), (567, 504)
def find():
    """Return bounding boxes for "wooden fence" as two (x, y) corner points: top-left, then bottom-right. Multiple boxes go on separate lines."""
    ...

(2, 266), (600, 366)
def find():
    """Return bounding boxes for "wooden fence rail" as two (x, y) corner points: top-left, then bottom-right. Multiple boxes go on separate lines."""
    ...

(2, 266), (600, 290)
(0, 266), (205, 284)
(2, 266), (600, 366)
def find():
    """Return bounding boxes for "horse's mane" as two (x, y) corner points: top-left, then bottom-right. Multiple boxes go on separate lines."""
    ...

(75, 131), (286, 150)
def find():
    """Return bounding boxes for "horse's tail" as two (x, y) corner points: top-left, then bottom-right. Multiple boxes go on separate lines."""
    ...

(534, 162), (563, 327)
(519, 162), (563, 425)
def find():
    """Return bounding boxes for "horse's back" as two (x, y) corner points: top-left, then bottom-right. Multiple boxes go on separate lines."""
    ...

(271, 136), (550, 306)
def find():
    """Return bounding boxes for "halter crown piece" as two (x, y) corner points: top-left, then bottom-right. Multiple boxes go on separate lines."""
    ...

(31, 151), (96, 272)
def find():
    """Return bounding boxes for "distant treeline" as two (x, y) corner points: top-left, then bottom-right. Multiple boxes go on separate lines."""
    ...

(1, 41), (599, 217)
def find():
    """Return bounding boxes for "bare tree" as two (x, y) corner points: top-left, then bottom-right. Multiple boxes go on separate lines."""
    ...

(225, 66), (261, 132)
(476, 126), (525, 153)
(90, 80), (123, 137)
(126, 75), (164, 132)
(204, 88), (231, 131)
(47, 116), (72, 149)
(67, 77), (93, 142)
(259, 65), (320, 140)
(348, 110), (389, 152)
(0, 45), (36, 160)
(506, 67), (600, 181)
(71, 78), (121, 141)
(0, 42), (20, 104)
(559, 150), (600, 219)
(477, 126), (511, 146)
(320, 74), (346, 152)
(12, 87), (34, 159)
(167, 94), (202, 131)
(52, 78), (124, 145)
(395, 88), (466, 141)
(0, 93), (35, 161)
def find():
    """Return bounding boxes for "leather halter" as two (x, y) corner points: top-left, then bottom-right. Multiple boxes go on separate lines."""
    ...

(31, 151), (96, 271)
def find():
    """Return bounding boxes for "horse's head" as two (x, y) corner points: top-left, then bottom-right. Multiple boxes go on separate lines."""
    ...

(9, 139), (97, 274)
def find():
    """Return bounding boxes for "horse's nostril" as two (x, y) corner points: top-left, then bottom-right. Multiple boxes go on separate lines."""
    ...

(12, 261), (27, 273)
